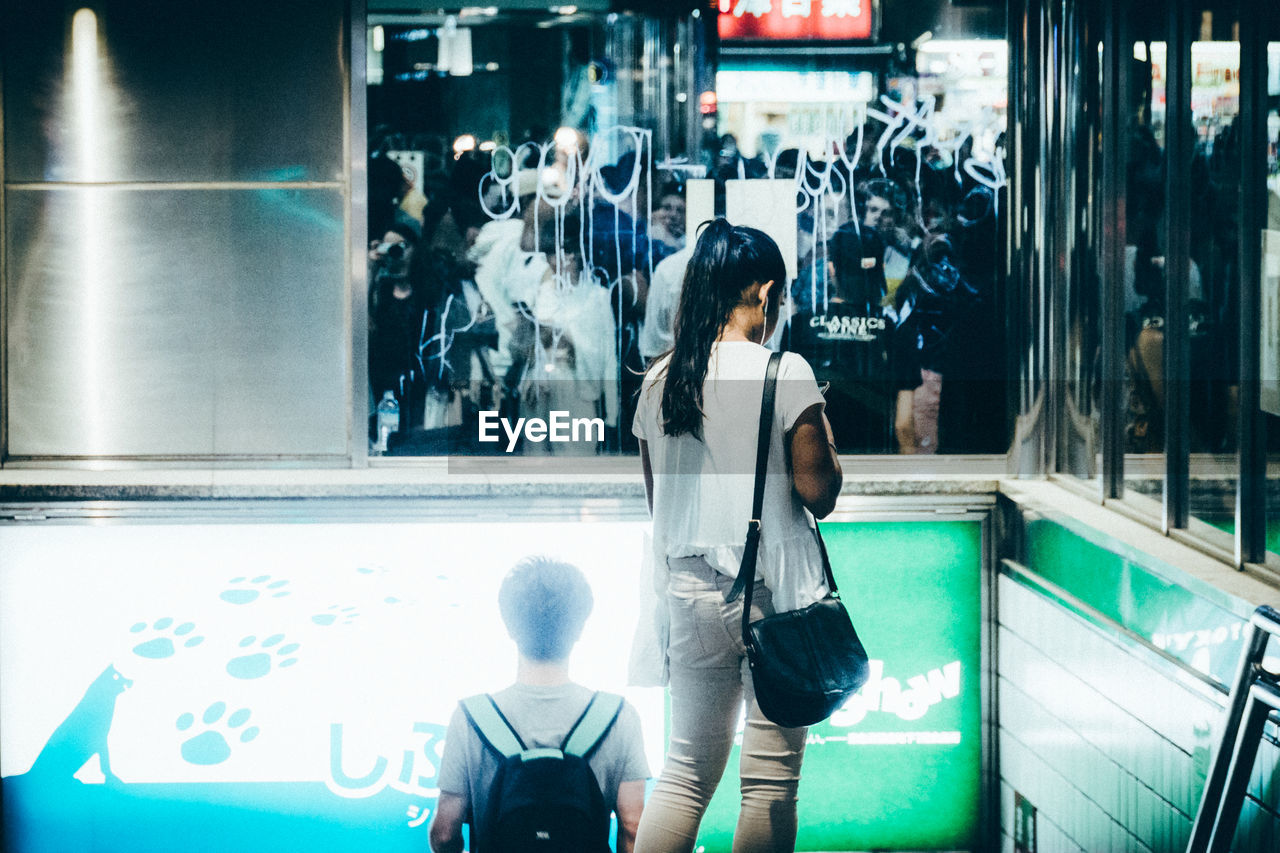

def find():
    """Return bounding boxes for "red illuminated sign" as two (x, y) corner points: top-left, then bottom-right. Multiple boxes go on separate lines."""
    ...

(717, 0), (874, 41)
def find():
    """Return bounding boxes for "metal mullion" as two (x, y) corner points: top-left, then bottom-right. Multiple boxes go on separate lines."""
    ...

(1047, 0), (1066, 479)
(1163, 0), (1192, 532)
(1031, 0), (1050, 475)
(1034, 0), (1053, 476)
(1237, 0), (1270, 566)
(1068, 0), (1099, 483)
(1016, 0), (1036, 475)
(1006, 0), (1029, 473)
(1, 10), (7, 466)
(350, 0), (370, 468)
(1100, 0), (1127, 501)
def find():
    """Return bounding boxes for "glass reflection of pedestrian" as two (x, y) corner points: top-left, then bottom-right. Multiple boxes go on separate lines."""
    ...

(856, 178), (914, 304)
(368, 216), (430, 434)
(649, 180), (686, 255)
(632, 219), (843, 853)
(894, 233), (970, 454)
(788, 223), (909, 453)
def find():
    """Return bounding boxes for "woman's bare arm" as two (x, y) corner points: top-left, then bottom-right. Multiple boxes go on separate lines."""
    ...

(788, 402), (843, 518)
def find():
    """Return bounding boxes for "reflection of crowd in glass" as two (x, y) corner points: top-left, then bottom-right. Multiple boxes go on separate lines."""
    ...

(713, 123), (1005, 455)
(366, 141), (495, 448)
(366, 127), (689, 454)
(366, 119), (1006, 455)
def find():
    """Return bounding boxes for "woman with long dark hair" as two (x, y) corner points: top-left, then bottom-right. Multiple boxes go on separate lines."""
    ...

(632, 219), (843, 852)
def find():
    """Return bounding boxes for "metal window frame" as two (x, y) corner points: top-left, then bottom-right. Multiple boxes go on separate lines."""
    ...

(1099, 0), (1129, 501)
(1057, 0), (1102, 484)
(1046, 0), (1069, 481)
(1091, 0), (1276, 566)
(1236, 0), (1270, 566)
(1006, 0), (1048, 477)
(350, 0), (370, 469)
(0, 22), (6, 466)
(1162, 0), (1193, 534)
(1050, 0), (1129, 499)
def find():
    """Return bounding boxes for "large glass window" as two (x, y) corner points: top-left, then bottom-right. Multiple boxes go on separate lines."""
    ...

(1053, 0), (1278, 561)
(716, 40), (1009, 456)
(365, 6), (702, 458)
(364, 2), (1009, 459)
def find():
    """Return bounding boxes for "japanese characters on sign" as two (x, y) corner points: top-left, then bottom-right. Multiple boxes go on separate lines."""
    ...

(718, 0), (874, 41)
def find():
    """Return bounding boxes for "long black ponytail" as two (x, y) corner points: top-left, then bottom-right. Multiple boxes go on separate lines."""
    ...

(659, 218), (786, 440)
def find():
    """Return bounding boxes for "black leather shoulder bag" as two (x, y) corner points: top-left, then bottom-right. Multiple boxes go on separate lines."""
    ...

(726, 351), (871, 729)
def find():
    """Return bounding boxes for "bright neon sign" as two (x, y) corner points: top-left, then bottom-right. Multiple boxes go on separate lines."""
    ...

(717, 0), (874, 41)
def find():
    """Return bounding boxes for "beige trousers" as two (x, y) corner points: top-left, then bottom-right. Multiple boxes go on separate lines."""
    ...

(633, 556), (808, 853)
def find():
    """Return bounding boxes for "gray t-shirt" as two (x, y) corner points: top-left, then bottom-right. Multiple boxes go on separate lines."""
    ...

(436, 682), (650, 837)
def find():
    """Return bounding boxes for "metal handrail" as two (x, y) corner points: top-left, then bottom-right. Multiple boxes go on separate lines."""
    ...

(1187, 604), (1280, 853)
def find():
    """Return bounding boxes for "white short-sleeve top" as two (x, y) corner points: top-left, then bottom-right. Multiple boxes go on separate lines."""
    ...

(633, 341), (830, 611)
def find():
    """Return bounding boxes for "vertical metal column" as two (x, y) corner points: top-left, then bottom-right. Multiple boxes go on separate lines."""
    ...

(1047, 0), (1068, 478)
(1059, 0), (1098, 482)
(1007, 0), (1050, 477)
(1006, 0), (1027, 471)
(350, 0), (370, 467)
(0, 0), (7, 465)
(1163, 0), (1192, 532)
(642, 17), (666, 161)
(1100, 0), (1128, 501)
(1236, 0), (1269, 566)
(691, 8), (717, 171)
(1032, 0), (1053, 476)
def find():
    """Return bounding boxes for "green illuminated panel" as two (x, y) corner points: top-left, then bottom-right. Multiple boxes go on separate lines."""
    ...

(1023, 519), (1246, 685)
(695, 521), (985, 852)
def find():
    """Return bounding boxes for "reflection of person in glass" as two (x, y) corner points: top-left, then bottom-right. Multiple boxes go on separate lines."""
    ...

(856, 178), (915, 303)
(368, 216), (430, 433)
(1120, 124), (1209, 452)
(521, 207), (620, 451)
(649, 180), (686, 254)
(632, 220), (842, 853)
(788, 223), (920, 453)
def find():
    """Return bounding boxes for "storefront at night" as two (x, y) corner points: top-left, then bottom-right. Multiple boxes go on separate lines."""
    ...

(1, 0), (1278, 850)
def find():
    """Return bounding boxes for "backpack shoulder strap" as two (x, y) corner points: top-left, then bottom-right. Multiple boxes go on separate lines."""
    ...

(460, 694), (526, 758)
(561, 692), (625, 759)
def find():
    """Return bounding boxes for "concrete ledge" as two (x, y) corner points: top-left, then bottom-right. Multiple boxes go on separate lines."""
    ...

(0, 458), (1002, 501)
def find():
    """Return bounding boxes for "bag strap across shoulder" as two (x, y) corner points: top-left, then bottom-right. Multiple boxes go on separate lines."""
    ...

(461, 694), (527, 758)
(726, 352), (840, 645)
(560, 691), (624, 758)
(726, 352), (782, 606)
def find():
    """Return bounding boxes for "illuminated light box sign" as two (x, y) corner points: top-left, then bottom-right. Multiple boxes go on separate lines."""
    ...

(696, 521), (984, 851)
(0, 515), (981, 852)
(718, 0), (874, 42)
